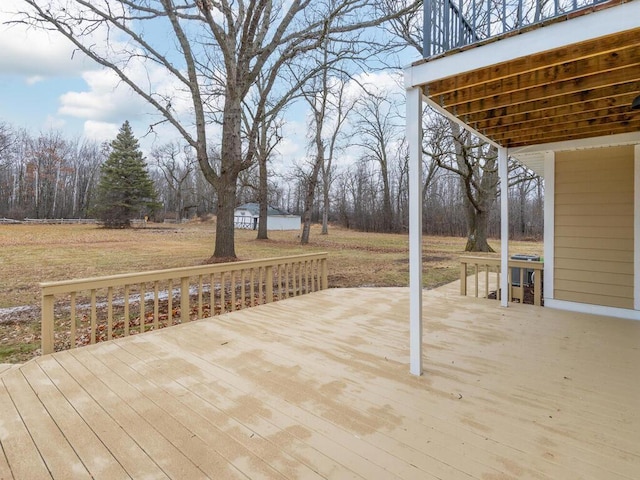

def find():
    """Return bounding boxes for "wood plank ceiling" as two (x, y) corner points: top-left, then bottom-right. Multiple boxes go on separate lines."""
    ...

(422, 27), (640, 148)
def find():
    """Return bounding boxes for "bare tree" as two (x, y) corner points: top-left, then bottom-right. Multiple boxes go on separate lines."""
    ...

(18, 0), (419, 259)
(353, 89), (402, 232)
(298, 40), (359, 244)
(241, 72), (286, 240)
(152, 142), (197, 222)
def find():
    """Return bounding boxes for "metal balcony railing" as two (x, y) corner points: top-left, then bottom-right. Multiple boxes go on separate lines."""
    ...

(423, 0), (611, 57)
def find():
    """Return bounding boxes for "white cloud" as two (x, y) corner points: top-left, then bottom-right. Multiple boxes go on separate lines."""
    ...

(347, 71), (404, 98)
(58, 69), (149, 122)
(0, 2), (92, 78)
(83, 121), (119, 143)
(26, 75), (45, 85)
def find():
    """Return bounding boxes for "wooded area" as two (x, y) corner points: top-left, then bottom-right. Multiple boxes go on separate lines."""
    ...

(0, 115), (542, 240)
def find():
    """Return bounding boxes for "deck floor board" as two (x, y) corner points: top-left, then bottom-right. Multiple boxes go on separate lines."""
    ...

(1, 286), (639, 479)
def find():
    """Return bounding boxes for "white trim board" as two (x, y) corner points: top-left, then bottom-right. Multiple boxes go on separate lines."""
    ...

(546, 299), (640, 322)
(635, 145), (640, 311)
(512, 133), (640, 179)
(404, 1), (640, 88)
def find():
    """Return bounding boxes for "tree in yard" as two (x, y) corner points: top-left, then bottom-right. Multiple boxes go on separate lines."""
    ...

(94, 122), (158, 228)
(299, 42), (357, 244)
(422, 115), (498, 251)
(18, 0), (420, 259)
(152, 142), (197, 222)
(353, 89), (402, 233)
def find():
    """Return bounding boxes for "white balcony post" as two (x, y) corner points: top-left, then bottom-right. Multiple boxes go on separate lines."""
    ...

(499, 147), (509, 307)
(407, 86), (423, 375)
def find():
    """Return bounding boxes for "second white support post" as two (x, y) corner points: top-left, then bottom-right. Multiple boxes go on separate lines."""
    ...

(499, 147), (509, 307)
(407, 86), (423, 375)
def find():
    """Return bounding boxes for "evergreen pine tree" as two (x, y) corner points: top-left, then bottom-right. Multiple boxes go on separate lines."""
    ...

(94, 121), (158, 228)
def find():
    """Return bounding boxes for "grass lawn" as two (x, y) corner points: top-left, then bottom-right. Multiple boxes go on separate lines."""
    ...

(0, 220), (542, 362)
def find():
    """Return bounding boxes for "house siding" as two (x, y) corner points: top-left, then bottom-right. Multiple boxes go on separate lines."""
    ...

(554, 146), (634, 309)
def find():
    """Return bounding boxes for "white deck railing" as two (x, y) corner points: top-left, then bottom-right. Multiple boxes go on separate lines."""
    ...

(460, 255), (543, 306)
(41, 253), (328, 354)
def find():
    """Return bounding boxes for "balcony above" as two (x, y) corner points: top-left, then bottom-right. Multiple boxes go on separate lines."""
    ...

(424, 0), (617, 58)
(408, 0), (640, 150)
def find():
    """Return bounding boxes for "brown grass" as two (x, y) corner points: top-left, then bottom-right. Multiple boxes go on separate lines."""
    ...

(0, 220), (542, 362)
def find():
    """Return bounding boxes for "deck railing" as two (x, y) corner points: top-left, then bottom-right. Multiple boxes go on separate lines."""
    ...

(460, 255), (543, 306)
(41, 253), (328, 354)
(424, 0), (610, 57)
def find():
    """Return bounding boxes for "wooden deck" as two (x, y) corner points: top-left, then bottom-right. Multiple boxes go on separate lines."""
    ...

(1, 286), (638, 479)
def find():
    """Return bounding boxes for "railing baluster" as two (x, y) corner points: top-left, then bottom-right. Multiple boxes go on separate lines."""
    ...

(168, 280), (173, 326)
(283, 262), (290, 298)
(250, 269), (255, 307)
(292, 263), (298, 296)
(484, 265), (489, 299)
(321, 258), (328, 290)
(209, 273), (215, 315)
(154, 282), (159, 330)
(181, 277), (190, 323)
(474, 264), (479, 298)
(198, 275), (203, 318)
(70, 292), (77, 349)
(124, 285), (130, 337)
(90, 289), (97, 344)
(240, 270), (246, 309)
(265, 265), (273, 303)
(139, 283), (145, 334)
(534, 268), (542, 306)
(107, 288), (113, 341)
(220, 272), (226, 313)
(230, 271), (236, 312)
(298, 262), (303, 295)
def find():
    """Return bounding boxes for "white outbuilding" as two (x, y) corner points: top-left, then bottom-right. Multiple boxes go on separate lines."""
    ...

(234, 203), (301, 231)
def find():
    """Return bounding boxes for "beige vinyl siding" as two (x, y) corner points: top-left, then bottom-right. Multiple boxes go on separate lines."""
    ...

(554, 146), (634, 309)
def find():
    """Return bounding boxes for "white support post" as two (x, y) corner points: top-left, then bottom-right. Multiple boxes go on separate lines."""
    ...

(407, 86), (423, 376)
(543, 152), (555, 304)
(498, 147), (509, 307)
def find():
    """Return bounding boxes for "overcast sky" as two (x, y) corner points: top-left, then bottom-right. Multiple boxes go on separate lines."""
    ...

(0, 1), (414, 169)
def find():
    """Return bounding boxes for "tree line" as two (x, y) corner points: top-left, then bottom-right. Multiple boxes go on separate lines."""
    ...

(0, 105), (542, 244)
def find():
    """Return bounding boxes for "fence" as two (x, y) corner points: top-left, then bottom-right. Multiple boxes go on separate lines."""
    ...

(41, 253), (328, 354)
(460, 255), (543, 306)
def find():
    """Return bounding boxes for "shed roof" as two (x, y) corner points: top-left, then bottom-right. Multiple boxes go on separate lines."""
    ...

(235, 203), (293, 217)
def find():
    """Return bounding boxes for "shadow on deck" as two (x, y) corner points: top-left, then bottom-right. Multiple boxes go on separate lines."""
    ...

(1, 285), (638, 479)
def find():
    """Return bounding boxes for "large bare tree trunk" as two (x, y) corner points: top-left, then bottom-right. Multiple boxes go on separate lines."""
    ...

(257, 156), (269, 240)
(321, 167), (330, 235)
(213, 178), (238, 259)
(450, 121), (497, 252)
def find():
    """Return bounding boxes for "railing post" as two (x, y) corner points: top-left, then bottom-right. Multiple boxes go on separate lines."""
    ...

(534, 264), (542, 306)
(41, 292), (55, 355)
(321, 258), (328, 290)
(423, 0), (432, 57)
(265, 266), (273, 303)
(181, 276), (190, 323)
(460, 260), (467, 296)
